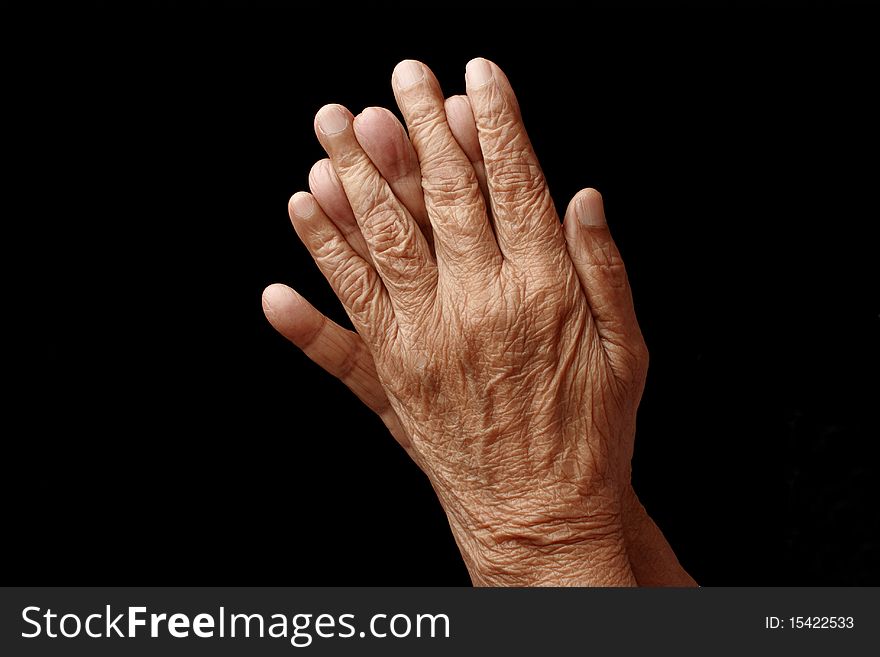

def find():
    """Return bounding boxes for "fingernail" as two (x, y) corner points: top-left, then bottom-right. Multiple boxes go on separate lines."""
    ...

(291, 192), (316, 218)
(316, 105), (348, 135)
(578, 191), (606, 227)
(466, 58), (493, 88)
(393, 60), (424, 90)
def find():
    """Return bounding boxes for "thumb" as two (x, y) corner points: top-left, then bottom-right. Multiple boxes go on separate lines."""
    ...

(261, 283), (411, 451)
(563, 189), (646, 376)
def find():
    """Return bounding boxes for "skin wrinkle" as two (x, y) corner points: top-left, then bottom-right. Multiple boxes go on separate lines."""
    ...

(329, 153), (432, 290)
(299, 222), (378, 316)
(395, 66), (501, 284)
(266, 58), (696, 587)
(470, 68), (567, 269)
(404, 101), (450, 133)
(351, 180), (400, 230)
(340, 110), (436, 256)
(361, 205), (417, 259)
(329, 325), (367, 384)
(295, 306), (330, 353)
(332, 260), (375, 313)
(400, 88), (478, 205)
(488, 158), (547, 200)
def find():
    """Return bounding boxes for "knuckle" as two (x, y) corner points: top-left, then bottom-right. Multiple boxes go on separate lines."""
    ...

(530, 284), (572, 326)
(406, 102), (446, 133)
(412, 128), (480, 204)
(310, 233), (348, 262)
(345, 170), (385, 216)
(477, 93), (520, 133)
(332, 147), (367, 177)
(421, 159), (479, 207)
(364, 204), (409, 253)
(362, 205), (427, 280)
(585, 239), (626, 278)
(488, 157), (546, 198)
(518, 266), (581, 329)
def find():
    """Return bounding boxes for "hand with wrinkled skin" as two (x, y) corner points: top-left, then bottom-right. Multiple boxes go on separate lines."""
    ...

(266, 97), (693, 586)
(264, 58), (694, 586)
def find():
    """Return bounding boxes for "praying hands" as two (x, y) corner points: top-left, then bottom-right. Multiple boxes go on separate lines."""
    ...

(263, 59), (694, 587)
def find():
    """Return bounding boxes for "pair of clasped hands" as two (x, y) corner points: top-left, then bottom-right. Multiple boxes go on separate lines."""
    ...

(263, 58), (694, 586)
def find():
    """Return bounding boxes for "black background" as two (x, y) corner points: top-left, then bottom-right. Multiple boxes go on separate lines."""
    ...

(16, 5), (878, 585)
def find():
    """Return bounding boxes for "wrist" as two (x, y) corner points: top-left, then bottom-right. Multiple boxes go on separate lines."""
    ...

(621, 486), (697, 586)
(444, 497), (637, 586)
(469, 528), (636, 587)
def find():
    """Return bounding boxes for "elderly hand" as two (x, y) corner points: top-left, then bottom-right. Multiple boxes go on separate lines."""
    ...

(264, 59), (693, 586)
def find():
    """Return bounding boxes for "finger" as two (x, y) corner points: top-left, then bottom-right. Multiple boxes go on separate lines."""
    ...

(465, 58), (565, 263)
(352, 107), (434, 252)
(444, 94), (490, 207)
(308, 159), (371, 262)
(288, 190), (395, 349)
(314, 104), (436, 320)
(563, 189), (644, 368)
(261, 283), (411, 451)
(391, 60), (501, 278)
